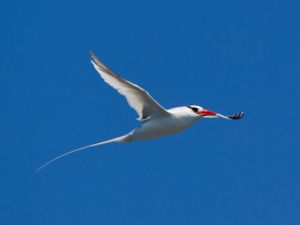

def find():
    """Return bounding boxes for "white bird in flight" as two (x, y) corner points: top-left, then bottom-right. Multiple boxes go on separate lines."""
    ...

(37, 52), (244, 171)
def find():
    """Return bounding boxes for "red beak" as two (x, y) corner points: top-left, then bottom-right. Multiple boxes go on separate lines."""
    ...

(198, 109), (217, 117)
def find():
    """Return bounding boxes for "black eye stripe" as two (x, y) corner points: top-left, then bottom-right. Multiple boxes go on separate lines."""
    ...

(187, 106), (198, 113)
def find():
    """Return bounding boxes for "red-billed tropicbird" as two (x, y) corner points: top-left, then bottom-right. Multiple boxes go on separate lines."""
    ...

(37, 52), (244, 171)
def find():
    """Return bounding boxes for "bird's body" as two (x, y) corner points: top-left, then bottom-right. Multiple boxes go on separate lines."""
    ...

(125, 107), (199, 142)
(37, 52), (244, 171)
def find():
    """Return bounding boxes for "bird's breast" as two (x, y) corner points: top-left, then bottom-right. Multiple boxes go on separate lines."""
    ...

(130, 115), (197, 141)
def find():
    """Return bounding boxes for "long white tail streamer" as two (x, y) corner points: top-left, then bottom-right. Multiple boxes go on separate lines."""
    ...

(36, 135), (127, 172)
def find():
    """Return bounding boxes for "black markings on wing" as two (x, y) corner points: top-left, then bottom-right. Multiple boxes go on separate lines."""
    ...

(227, 112), (244, 120)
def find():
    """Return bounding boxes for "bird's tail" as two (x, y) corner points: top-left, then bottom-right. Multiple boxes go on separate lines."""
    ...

(36, 135), (129, 172)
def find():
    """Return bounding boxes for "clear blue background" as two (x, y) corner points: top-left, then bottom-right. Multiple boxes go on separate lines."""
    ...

(1, 0), (299, 224)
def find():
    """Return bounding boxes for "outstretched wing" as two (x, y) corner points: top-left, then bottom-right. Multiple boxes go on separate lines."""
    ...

(90, 52), (168, 120)
(227, 112), (244, 120)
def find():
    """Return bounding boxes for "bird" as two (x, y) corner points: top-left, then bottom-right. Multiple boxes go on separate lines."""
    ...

(37, 52), (244, 171)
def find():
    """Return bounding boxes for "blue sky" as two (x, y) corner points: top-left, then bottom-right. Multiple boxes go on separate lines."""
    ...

(1, 0), (299, 224)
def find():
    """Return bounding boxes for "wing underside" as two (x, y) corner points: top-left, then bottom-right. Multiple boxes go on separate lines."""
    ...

(90, 52), (168, 120)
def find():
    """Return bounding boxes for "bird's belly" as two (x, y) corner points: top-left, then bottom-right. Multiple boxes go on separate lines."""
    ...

(129, 117), (193, 141)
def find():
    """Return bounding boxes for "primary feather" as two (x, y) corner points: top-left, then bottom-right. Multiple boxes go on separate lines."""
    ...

(90, 52), (168, 120)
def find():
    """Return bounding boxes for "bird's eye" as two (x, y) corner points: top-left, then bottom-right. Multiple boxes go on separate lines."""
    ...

(187, 106), (198, 113)
(191, 107), (198, 113)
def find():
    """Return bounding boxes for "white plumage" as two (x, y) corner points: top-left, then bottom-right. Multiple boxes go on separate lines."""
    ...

(90, 53), (168, 121)
(37, 52), (244, 171)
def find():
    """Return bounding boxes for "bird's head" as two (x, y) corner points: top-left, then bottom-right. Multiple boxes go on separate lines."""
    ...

(187, 105), (244, 120)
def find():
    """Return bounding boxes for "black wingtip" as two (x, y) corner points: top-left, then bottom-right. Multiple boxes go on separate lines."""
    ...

(90, 50), (97, 61)
(227, 112), (244, 120)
